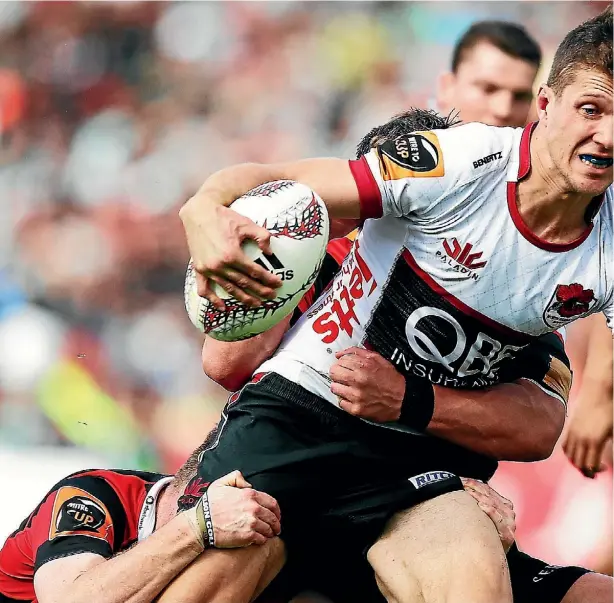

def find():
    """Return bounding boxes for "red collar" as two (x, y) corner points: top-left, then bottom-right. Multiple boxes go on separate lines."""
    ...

(507, 121), (602, 252)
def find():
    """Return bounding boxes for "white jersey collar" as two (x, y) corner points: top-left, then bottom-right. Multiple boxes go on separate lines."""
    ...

(137, 476), (173, 541)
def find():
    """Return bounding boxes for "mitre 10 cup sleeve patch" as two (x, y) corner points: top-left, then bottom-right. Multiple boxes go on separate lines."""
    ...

(377, 131), (445, 180)
(48, 486), (114, 543)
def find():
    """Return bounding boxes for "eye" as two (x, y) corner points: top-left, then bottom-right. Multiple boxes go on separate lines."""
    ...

(580, 104), (599, 117)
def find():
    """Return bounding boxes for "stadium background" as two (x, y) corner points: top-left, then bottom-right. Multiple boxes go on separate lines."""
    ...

(0, 0), (611, 575)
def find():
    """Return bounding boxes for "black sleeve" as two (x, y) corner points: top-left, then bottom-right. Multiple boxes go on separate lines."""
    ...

(33, 475), (127, 572)
(498, 333), (572, 407)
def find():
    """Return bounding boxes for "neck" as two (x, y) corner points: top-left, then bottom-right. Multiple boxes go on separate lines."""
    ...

(155, 480), (181, 528)
(516, 125), (596, 243)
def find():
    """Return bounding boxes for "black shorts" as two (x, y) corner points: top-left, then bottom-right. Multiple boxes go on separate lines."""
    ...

(191, 372), (496, 555)
(507, 544), (591, 603)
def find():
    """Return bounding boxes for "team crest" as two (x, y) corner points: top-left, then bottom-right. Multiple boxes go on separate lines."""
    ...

(543, 283), (597, 328)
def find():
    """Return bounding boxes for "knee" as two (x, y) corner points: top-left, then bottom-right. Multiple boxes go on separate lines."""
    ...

(445, 540), (511, 603)
(367, 542), (423, 603)
(368, 537), (511, 603)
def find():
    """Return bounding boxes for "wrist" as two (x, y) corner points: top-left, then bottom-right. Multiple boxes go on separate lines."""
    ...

(180, 191), (223, 223)
(173, 512), (207, 555)
(182, 489), (215, 552)
(399, 376), (435, 431)
(577, 376), (613, 402)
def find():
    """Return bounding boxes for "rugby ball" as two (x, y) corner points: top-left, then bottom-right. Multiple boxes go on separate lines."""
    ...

(184, 180), (329, 341)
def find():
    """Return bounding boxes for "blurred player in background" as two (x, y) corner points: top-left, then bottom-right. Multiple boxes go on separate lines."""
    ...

(436, 20), (541, 128)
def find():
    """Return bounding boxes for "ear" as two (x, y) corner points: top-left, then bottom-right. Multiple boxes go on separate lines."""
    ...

(437, 72), (455, 112)
(536, 84), (554, 122)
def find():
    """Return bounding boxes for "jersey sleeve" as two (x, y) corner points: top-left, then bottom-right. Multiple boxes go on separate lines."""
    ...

(31, 476), (120, 572)
(499, 332), (572, 409)
(348, 123), (512, 220)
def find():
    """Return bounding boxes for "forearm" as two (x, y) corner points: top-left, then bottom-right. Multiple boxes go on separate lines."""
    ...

(63, 516), (201, 603)
(183, 159), (361, 218)
(202, 316), (291, 391)
(579, 316), (613, 402)
(156, 539), (285, 603)
(427, 380), (565, 461)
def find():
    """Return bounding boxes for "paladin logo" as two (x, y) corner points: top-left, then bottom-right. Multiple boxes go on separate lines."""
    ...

(436, 238), (487, 280)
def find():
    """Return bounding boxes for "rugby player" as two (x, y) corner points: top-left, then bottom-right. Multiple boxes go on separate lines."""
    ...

(196, 113), (611, 603)
(436, 18), (613, 478)
(436, 20), (541, 128)
(0, 436), (283, 603)
(0, 427), (519, 603)
(179, 9), (612, 603)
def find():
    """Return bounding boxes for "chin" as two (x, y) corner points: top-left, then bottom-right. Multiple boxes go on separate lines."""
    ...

(570, 171), (612, 197)
(576, 181), (611, 197)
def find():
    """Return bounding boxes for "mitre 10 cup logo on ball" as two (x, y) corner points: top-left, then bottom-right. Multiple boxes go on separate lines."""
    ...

(185, 181), (330, 341)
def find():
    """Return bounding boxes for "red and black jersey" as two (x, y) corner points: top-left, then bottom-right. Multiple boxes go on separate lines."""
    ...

(0, 469), (167, 603)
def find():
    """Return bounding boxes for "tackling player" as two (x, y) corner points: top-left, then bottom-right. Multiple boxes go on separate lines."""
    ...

(0, 436), (283, 603)
(179, 9), (612, 603)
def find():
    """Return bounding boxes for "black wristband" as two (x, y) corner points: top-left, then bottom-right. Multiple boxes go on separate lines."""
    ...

(399, 375), (435, 431)
(195, 488), (216, 549)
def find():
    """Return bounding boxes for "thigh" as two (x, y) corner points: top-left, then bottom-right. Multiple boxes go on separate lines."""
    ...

(367, 490), (512, 603)
(562, 573), (613, 603)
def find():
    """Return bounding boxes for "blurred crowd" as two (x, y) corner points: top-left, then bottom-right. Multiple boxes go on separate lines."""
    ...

(0, 0), (610, 568)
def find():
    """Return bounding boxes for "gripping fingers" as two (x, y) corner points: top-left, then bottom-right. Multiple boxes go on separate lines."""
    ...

(329, 364), (356, 386)
(250, 518), (277, 540)
(222, 266), (278, 300)
(255, 506), (281, 536)
(237, 249), (283, 289)
(196, 274), (226, 310)
(330, 382), (356, 405)
(209, 274), (262, 307)
(583, 440), (604, 478)
(252, 491), (281, 521)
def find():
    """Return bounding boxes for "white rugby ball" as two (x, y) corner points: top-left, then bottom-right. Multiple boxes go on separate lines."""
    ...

(185, 180), (329, 341)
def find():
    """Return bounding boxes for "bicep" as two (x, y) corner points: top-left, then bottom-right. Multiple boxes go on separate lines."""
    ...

(34, 553), (105, 603)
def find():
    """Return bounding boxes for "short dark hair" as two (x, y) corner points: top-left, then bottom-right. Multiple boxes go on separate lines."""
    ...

(452, 20), (541, 72)
(355, 108), (459, 159)
(173, 425), (219, 487)
(547, 6), (613, 95)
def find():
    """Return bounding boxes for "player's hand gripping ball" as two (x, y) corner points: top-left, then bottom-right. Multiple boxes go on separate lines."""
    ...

(185, 181), (329, 341)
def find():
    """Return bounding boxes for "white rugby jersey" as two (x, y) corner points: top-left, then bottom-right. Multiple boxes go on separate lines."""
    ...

(259, 122), (613, 422)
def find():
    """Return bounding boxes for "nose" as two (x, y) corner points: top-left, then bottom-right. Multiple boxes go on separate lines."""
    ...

(489, 91), (515, 126)
(593, 115), (613, 152)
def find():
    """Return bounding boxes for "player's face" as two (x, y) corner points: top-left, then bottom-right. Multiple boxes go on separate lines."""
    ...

(538, 69), (613, 197)
(438, 42), (537, 128)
